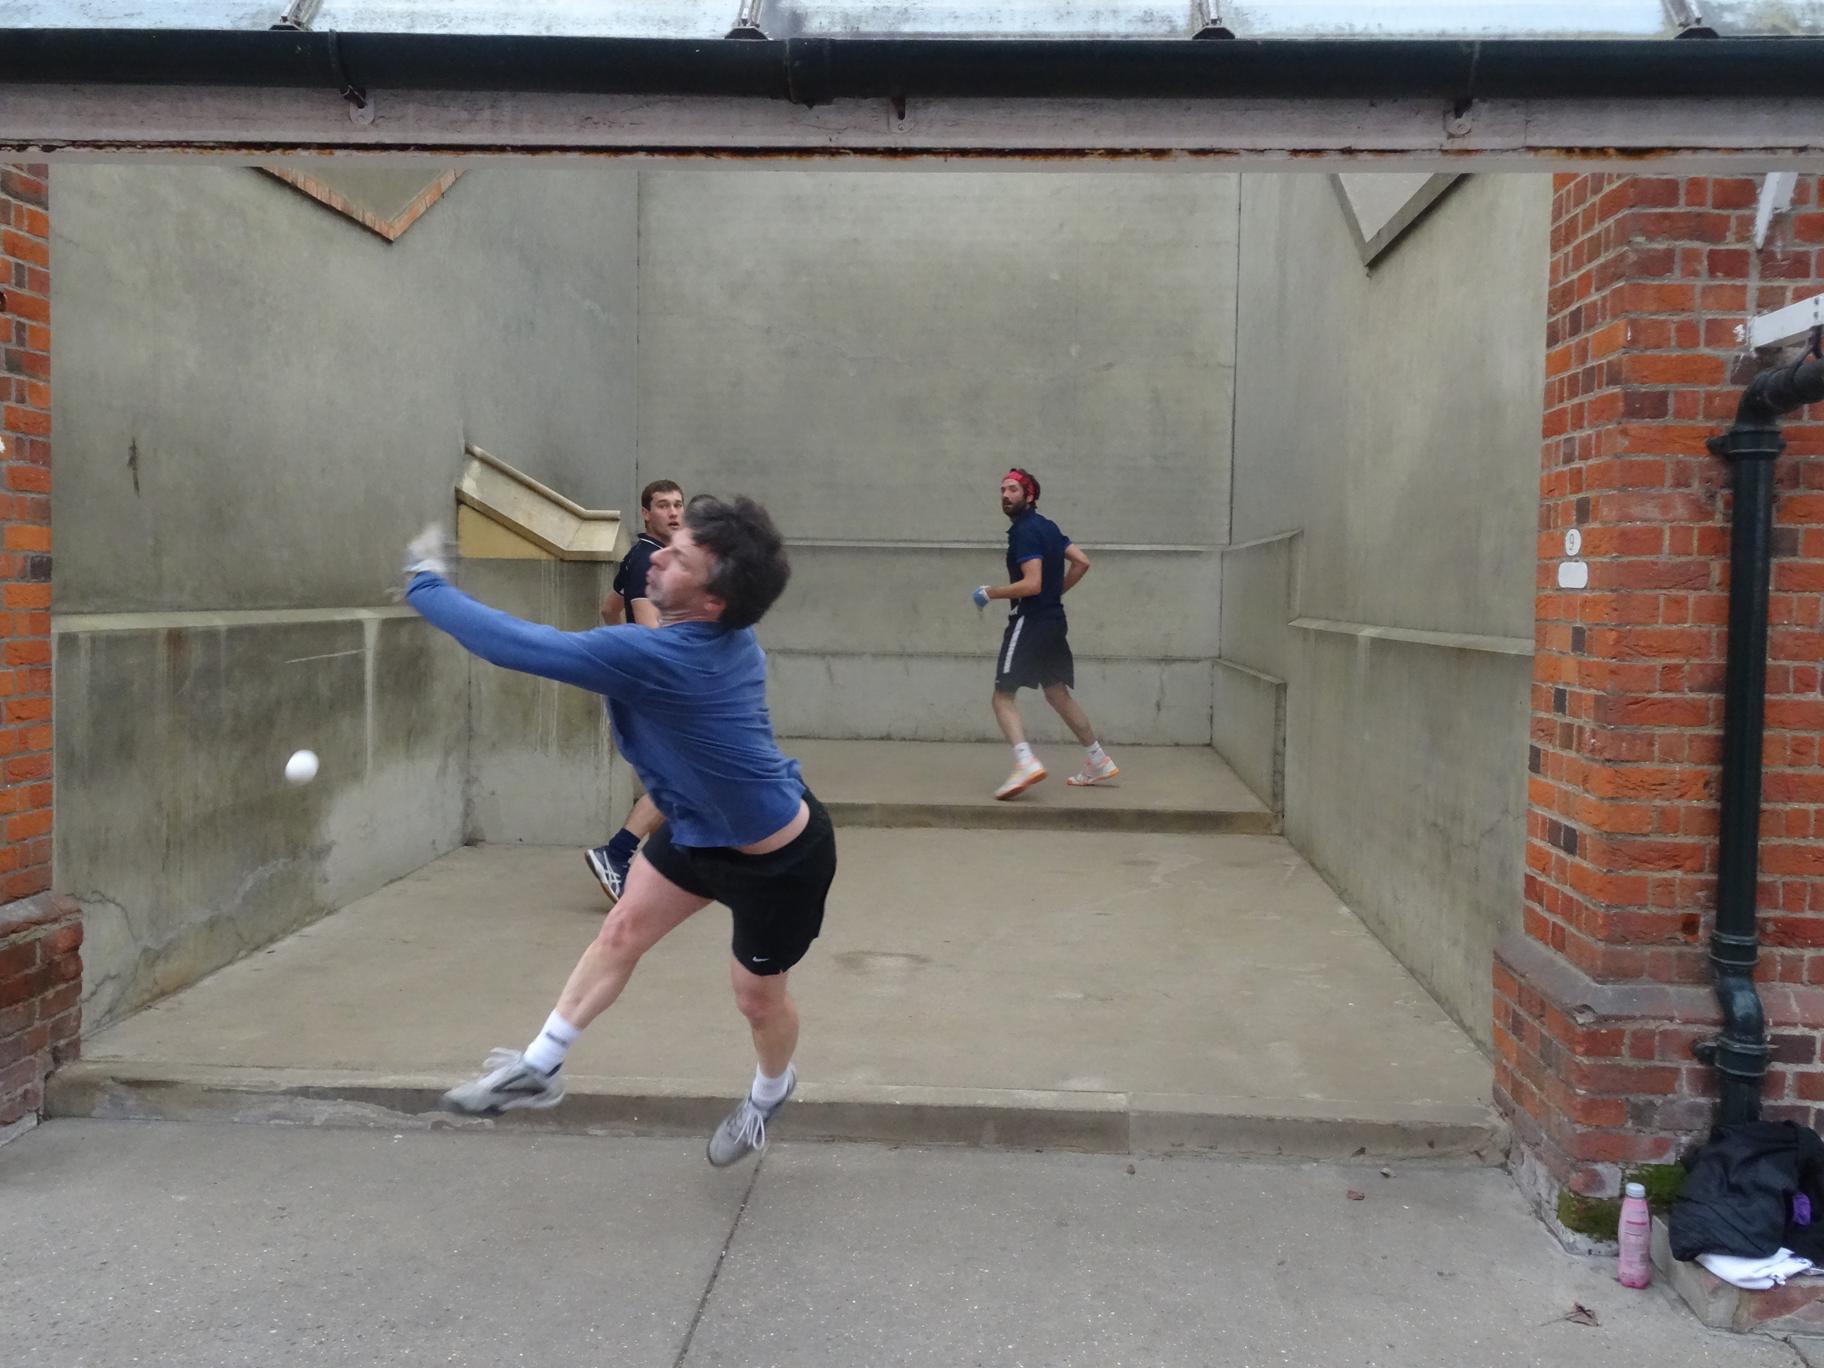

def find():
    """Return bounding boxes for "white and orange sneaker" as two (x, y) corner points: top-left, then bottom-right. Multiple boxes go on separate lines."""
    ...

(1066, 754), (1120, 787)
(994, 757), (1048, 800)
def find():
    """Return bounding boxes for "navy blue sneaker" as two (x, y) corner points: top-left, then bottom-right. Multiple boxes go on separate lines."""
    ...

(584, 845), (629, 903)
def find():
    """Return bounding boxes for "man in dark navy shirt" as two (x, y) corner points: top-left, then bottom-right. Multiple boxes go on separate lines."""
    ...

(971, 467), (1118, 799)
(587, 479), (685, 901)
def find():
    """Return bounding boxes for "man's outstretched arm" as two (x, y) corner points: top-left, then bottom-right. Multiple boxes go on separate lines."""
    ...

(406, 572), (650, 698)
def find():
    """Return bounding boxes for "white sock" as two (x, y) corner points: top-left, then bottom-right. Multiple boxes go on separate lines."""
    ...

(751, 1063), (793, 1108)
(1086, 741), (1108, 766)
(1013, 742), (1036, 767)
(522, 1010), (580, 1075)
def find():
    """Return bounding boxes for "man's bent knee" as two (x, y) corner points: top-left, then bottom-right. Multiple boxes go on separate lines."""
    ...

(731, 974), (788, 1026)
(595, 907), (661, 963)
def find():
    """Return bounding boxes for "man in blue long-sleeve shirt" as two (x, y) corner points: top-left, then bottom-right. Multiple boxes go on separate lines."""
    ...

(403, 495), (836, 1168)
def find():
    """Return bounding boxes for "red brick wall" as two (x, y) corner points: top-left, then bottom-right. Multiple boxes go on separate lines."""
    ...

(0, 896), (79, 1127)
(0, 162), (67, 1129)
(0, 162), (52, 902)
(1497, 172), (1824, 1201)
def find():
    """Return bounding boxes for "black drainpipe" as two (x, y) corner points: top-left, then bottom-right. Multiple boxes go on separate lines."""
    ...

(1702, 351), (1824, 1125)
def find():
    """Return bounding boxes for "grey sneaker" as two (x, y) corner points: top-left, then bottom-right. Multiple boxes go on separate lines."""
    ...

(706, 1068), (796, 1168)
(439, 1048), (566, 1117)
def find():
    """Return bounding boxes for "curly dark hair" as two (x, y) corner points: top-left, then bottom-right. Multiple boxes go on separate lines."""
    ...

(684, 494), (792, 630)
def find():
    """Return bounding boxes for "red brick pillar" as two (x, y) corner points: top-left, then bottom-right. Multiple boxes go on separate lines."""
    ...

(0, 162), (74, 1134)
(1497, 172), (1824, 1220)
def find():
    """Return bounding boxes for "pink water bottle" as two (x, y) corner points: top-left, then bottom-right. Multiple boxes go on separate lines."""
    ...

(1618, 1181), (1653, 1287)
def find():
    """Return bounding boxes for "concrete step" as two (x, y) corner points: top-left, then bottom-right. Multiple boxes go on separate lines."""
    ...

(791, 739), (1278, 834)
(1652, 1215), (1824, 1336)
(46, 1061), (1505, 1162)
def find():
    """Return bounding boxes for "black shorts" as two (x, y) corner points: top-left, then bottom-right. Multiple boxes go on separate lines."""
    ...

(995, 613), (1075, 692)
(639, 791), (836, 977)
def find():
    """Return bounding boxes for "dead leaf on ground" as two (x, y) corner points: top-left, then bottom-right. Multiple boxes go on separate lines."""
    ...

(1345, 1190), (1366, 1201)
(1547, 1303), (1601, 1328)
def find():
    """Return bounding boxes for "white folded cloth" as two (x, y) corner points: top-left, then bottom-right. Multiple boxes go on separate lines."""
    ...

(1696, 1248), (1816, 1289)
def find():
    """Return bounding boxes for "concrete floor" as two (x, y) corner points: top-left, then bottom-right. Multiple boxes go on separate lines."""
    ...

(0, 1119), (1796, 1368)
(59, 828), (1494, 1157)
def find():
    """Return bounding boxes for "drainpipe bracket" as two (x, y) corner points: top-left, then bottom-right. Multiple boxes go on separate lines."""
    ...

(321, 30), (369, 115)
(1709, 424), (1785, 462)
(1698, 1034), (1772, 1079)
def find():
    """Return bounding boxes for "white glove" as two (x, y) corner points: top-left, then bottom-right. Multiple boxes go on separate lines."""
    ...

(403, 522), (454, 578)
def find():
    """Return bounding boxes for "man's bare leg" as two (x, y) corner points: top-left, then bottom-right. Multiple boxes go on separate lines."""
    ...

(731, 959), (799, 1076)
(1042, 682), (1097, 747)
(991, 688), (1026, 746)
(1044, 682), (1119, 787)
(440, 856), (706, 1115)
(708, 959), (803, 1166)
(992, 688), (1047, 799)
(557, 856), (706, 1028)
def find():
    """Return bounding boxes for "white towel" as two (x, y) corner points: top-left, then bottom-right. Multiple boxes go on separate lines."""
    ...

(1696, 1248), (1815, 1289)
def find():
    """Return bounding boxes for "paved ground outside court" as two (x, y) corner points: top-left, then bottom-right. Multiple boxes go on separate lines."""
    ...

(0, 1119), (1796, 1368)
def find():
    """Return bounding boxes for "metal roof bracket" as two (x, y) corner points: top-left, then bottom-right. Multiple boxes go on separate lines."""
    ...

(1663, 1), (1718, 38)
(727, 0), (768, 41)
(1193, 2), (1235, 40)
(270, 0), (323, 32)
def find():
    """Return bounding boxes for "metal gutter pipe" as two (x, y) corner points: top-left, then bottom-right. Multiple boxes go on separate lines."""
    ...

(1703, 354), (1824, 1125)
(4, 33), (1824, 107)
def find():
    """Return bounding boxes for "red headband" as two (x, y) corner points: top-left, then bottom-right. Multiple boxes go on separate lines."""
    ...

(1002, 469), (1037, 500)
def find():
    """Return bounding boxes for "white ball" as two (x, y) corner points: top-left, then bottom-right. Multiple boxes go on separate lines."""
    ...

(285, 749), (319, 785)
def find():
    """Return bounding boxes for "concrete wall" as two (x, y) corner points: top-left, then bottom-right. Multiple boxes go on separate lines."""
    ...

(637, 170), (1238, 743)
(1224, 174), (1549, 1045)
(53, 165), (639, 612)
(55, 609), (465, 1029)
(52, 166), (642, 1026)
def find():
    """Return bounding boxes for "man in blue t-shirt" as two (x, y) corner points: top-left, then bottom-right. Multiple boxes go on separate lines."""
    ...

(970, 467), (1118, 799)
(403, 495), (835, 1169)
(586, 478), (685, 903)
